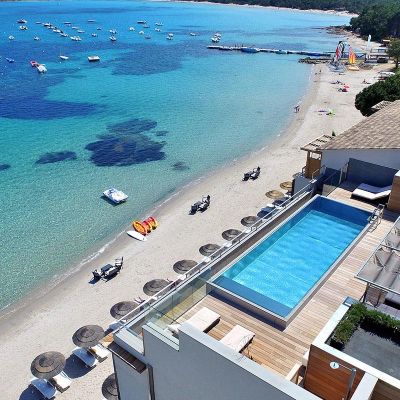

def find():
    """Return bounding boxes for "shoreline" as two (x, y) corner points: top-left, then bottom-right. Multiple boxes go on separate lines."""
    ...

(0, 63), (313, 321)
(0, 25), (385, 399)
(155, 0), (358, 17)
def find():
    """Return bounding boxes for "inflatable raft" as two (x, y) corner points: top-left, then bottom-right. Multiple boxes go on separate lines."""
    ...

(132, 221), (147, 235)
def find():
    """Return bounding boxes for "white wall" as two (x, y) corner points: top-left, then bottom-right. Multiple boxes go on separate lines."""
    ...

(114, 323), (320, 400)
(321, 149), (400, 171)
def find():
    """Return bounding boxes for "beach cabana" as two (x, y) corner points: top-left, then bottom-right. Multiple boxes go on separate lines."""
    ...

(300, 134), (334, 179)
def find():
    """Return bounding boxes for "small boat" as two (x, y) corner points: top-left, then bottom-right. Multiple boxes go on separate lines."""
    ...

(43, 23), (51, 27)
(132, 221), (147, 235)
(97, 27), (102, 31)
(166, 36), (173, 40)
(127, 230), (147, 242)
(146, 216), (158, 229)
(91, 33), (98, 37)
(155, 28), (161, 32)
(109, 36), (117, 42)
(145, 35), (151, 39)
(30, 60), (39, 67)
(34, 36), (40, 41)
(6, 58), (15, 63)
(71, 26), (79, 30)
(87, 19), (96, 23)
(70, 36), (82, 41)
(155, 22), (163, 26)
(137, 20), (147, 24)
(109, 29), (117, 34)
(60, 33), (69, 37)
(63, 22), (72, 25)
(103, 188), (128, 204)
(129, 27), (135, 31)
(59, 55), (69, 60)
(36, 64), (47, 73)
(139, 31), (144, 35)
(211, 36), (219, 43)
(53, 29), (61, 33)
(189, 32), (197, 36)
(143, 24), (149, 28)
(77, 30), (85, 33)
(8, 35), (15, 40)
(167, 33), (174, 37)
(88, 55), (100, 62)
(214, 32), (221, 38)
(17, 19), (27, 24)
(19, 25), (28, 30)
(241, 47), (259, 53)
(35, 22), (42, 24)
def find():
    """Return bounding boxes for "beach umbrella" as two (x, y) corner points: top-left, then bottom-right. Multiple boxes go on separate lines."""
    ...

(110, 301), (137, 320)
(265, 190), (285, 199)
(280, 181), (293, 191)
(102, 373), (119, 400)
(173, 259), (197, 274)
(222, 229), (242, 241)
(199, 243), (220, 256)
(31, 351), (66, 379)
(72, 325), (105, 348)
(241, 216), (259, 227)
(143, 279), (170, 296)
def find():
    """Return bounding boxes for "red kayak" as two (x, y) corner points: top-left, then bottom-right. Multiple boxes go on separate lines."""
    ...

(30, 60), (39, 67)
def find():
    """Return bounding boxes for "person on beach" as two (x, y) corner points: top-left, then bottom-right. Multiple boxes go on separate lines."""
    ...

(294, 104), (300, 113)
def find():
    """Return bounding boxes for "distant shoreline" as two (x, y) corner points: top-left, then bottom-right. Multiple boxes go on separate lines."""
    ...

(154, 0), (358, 18)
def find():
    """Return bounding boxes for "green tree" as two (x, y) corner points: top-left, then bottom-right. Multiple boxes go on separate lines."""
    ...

(355, 73), (400, 115)
(388, 39), (400, 68)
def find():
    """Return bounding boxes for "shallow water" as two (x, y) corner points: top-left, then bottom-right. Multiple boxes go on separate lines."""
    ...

(0, 1), (349, 310)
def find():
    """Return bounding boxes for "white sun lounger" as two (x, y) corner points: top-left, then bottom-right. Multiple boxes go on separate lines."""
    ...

(50, 371), (72, 392)
(167, 307), (220, 335)
(88, 344), (110, 361)
(72, 347), (99, 368)
(352, 184), (392, 201)
(219, 324), (255, 352)
(30, 378), (59, 399)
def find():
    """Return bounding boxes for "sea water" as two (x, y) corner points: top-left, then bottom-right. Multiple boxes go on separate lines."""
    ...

(0, 1), (349, 310)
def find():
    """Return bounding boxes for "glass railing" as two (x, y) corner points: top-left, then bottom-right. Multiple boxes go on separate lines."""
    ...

(322, 163), (348, 197)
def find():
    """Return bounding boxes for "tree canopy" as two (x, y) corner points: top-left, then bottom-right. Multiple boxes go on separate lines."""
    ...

(350, 1), (400, 41)
(192, 0), (390, 15)
(355, 73), (400, 115)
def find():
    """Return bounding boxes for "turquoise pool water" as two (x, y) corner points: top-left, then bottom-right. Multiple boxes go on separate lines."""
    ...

(214, 197), (370, 317)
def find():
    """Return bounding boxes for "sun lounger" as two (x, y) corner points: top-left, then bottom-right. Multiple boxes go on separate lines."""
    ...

(219, 324), (255, 352)
(88, 344), (110, 361)
(30, 378), (59, 399)
(385, 233), (400, 249)
(166, 307), (220, 335)
(72, 347), (99, 368)
(352, 184), (392, 201)
(50, 371), (72, 392)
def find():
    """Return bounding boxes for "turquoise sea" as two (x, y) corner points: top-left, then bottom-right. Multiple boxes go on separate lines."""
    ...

(0, 1), (349, 310)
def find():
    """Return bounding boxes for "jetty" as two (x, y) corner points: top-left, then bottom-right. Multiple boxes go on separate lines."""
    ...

(207, 45), (366, 59)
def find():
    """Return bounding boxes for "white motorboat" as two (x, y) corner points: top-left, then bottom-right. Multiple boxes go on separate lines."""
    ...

(91, 33), (98, 37)
(189, 32), (197, 36)
(8, 35), (15, 40)
(129, 27), (135, 31)
(103, 188), (128, 204)
(59, 55), (69, 60)
(167, 33), (174, 37)
(88, 55), (100, 62)
(109, 29), (117, 34)
(155, 28), (161, 32)
(155, 22), (163, 26)
(110, 35), (117, 42)
(19, 25), (28, 30)
(34, 36), (40, 41)
(36, 64), (47, 73)
(17, 19), (27, 24)
(139, 31), (144, 35)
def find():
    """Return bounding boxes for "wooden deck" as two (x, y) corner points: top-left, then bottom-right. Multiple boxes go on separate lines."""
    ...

(172, 185), (398, 377)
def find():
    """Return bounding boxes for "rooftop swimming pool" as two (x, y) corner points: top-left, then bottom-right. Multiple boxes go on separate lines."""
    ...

(214, 196), (370, 319)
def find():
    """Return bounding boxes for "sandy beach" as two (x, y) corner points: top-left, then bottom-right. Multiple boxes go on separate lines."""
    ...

(0, 32), (390, 399)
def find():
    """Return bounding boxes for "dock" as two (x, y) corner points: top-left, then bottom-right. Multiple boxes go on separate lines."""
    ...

(207, 45), (365, 59)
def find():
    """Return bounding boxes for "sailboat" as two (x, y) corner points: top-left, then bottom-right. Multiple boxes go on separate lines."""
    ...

(329, 41), (346, 73)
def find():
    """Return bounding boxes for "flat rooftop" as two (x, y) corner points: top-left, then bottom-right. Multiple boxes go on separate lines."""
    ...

(121, 184), (398, 378)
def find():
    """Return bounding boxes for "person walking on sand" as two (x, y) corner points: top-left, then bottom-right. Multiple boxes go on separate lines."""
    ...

(294, 104), (300, 113)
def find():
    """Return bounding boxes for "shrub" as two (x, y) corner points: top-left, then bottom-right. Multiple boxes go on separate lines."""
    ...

(330, 303), (400, 349)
